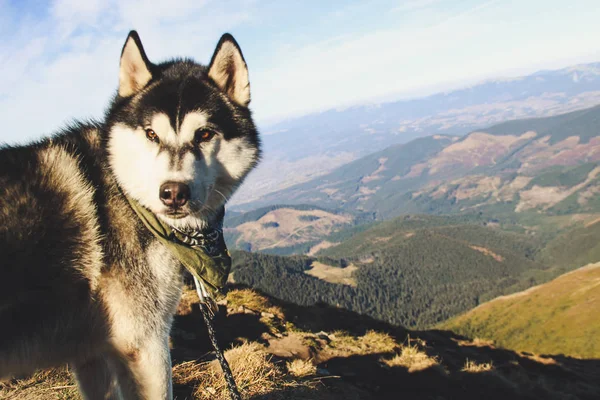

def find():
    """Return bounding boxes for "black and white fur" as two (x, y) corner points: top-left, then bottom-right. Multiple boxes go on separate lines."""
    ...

(0, 31), (260, 399)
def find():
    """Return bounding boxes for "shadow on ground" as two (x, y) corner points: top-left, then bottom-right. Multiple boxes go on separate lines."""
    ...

(170, 284), (600, 400)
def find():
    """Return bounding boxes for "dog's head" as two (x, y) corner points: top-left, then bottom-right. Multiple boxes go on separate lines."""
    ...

(107, 31), (260, 230)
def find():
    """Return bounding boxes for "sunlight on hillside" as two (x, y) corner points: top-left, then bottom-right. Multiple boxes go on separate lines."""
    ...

(442, 263), (600, 358)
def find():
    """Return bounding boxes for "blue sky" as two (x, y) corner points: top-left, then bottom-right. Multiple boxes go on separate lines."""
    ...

(1, 0), (600, 143)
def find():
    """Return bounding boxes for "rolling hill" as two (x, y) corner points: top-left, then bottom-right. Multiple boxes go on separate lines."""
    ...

(236, 104), (600, 220)
(441, 263), (600, 359)
(227, 208), (600, 330)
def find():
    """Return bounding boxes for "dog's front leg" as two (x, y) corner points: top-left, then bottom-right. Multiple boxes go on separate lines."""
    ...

(118, 336), (173, 400)
(73, 354), (122, 400)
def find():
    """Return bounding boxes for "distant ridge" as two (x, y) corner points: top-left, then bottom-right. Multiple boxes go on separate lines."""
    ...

(482, 104), (600, 144)
(238, 103), (600, 219)
(233, 61), (600, 205)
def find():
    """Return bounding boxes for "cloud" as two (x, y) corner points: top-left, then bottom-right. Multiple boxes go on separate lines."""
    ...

(250, 0), (600, 122)
(392, 0), (444, 14)
(0, 0), (258, 143)
(1, 0), (600, 143)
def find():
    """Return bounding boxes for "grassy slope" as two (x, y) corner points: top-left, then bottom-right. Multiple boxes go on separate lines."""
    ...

(441, 263), (600, 359)
(3, 285), (600, 400)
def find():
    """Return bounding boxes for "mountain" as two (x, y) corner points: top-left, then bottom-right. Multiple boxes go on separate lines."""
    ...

(440, 263), (600, 359)
(236, 134), (457, 217)
(6, 284), (600, 399)
(232, 62), (600, 206)
(236, 104), (600, 220)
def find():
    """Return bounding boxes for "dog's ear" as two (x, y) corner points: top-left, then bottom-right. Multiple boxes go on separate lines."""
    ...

(208, 34), (250, 107)
(119, 31), (153, 97)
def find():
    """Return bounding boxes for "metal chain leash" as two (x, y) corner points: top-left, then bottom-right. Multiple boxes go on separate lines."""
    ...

(194, 278), (242, 400)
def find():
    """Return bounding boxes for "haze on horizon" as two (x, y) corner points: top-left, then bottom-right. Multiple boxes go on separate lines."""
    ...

(1, 0), (600, 143)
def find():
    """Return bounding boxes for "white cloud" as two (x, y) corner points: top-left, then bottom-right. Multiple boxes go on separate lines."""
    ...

(250, 0), (600, 122)
(392, 0), (444, 14)
(0, 0), (257, 143)
(51, 0), (109, 38)
(1, 0), (600, 142)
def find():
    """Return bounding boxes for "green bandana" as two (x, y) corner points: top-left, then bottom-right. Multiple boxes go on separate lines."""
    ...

(125, 196), (231, 298)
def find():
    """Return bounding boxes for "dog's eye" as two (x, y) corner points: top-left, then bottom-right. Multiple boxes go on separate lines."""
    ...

(194, 129), (215, 144)
(145, 129), (159, 143)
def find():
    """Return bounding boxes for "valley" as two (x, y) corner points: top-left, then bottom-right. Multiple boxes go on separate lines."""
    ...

(228, 212), (600, 330)
(223, 98), (600, 360)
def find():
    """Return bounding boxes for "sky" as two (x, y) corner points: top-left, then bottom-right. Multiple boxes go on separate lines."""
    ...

(1, 0), (600, 143)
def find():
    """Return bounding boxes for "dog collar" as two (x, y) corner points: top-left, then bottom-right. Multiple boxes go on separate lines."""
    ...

(125, 196), (231, 298)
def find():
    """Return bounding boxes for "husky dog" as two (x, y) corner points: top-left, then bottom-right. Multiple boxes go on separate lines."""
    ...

(0, 31), (260, 399)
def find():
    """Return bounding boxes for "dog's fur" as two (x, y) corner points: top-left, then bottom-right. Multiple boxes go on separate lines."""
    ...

(0, 31), (260, 399)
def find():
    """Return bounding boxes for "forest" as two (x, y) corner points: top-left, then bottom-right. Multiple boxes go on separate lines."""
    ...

(230, 212), (600, 328)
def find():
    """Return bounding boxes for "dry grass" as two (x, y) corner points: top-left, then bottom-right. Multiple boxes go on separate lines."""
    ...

(470, 337), (495, 347)
(307, 240), (339, 256)
(454, 337), (496, 348)
(516, 166), (600, 211)
(328, 330), (397, 356)
(469, 245), (504, 262)
(462, 359), (494, 373)
(173, 341), (314, 399)
(226, 289), (285, 320)
(381, 337), (440, 373)
(0, 367), (79, 400)
(5, 287), (597, 400)
(286, 359), (317, 378)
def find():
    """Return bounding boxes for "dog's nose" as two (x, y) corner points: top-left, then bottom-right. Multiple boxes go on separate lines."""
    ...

(159, 182), (190, 208)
